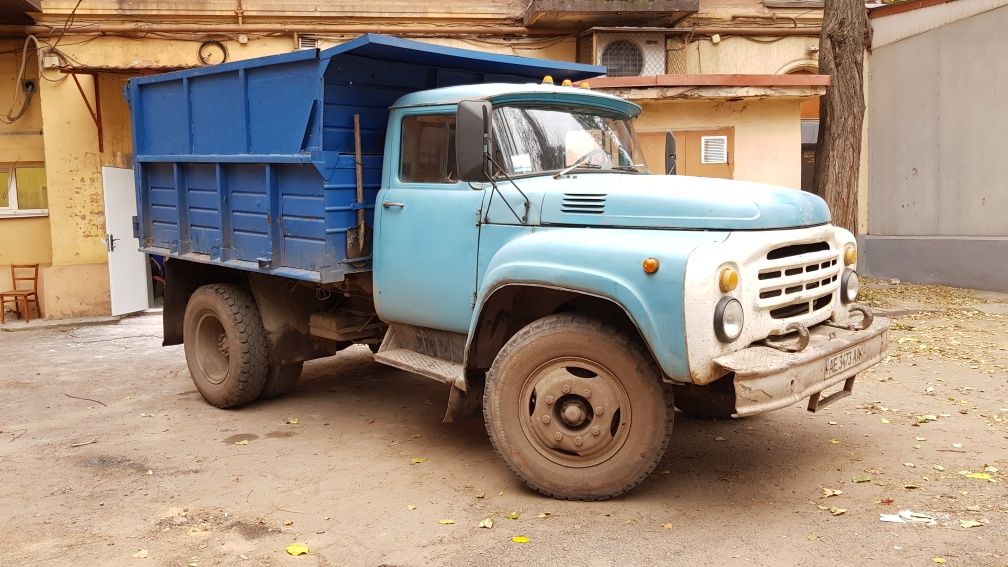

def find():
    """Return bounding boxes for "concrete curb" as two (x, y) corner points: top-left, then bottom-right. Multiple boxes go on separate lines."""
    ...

(0, 309), (161, 332)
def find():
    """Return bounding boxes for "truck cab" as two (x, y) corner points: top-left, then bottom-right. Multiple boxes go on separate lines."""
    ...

(130, 35), (888, 501)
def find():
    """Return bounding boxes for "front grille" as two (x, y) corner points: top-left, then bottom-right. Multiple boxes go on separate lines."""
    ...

(755, 241), (840, 321)
(561, 193), (606, 214)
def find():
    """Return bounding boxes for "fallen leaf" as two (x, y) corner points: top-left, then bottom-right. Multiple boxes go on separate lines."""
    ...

(409, 457), (427, 465)
(959, 519), (984, 528)
(828, 421), (838, 425)
(285, 543), (309, 556)
(853, 475), (872, 483)
(880, 418), (890, 424)
(904, 462), (916, 468)
(984, 465), (999, 474)
(406, 504), (416, 511)
(478, 518), (493, 529)
(879, 498), (895, 505)
(904, 484), (920, 490)
(234, 439), (249, 446)
(960, 471), (994, 481)
(285, 418), (299, 425)
(932, 558), (946, 565)
(283, 519), (294, 526)
(821, 487), (843, 497)
(438, 519), (455, 525)
(828, 438), (840, 445)
(715, 436), (725, 441)
(952, 443), (963, 449)
(504, 511), (520, 520)
(829, 507), (847, 516)
(915, 437), (927, 442)
(536, 512), (551, 518)
(933, 465), (945, 471)
(131, 549), (149, 559)
(662, 523), (674, 529)
(475, 493), (485, 499)
(511, 536), (530, 544)
(187, 559), (199, 567)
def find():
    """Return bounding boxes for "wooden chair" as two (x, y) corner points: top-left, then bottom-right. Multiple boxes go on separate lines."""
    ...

(1, 264), (42, 324)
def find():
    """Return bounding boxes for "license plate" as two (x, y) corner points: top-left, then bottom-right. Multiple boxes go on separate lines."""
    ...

(825, 345), (865, 378)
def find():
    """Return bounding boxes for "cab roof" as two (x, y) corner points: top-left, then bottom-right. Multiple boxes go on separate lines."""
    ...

(390, 83), (642, 118)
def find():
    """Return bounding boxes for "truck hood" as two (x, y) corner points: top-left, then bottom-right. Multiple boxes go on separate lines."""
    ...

(536, 174), (830, 230)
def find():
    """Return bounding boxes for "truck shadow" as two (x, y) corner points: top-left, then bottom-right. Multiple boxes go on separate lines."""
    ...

(292, 347), (859, 505)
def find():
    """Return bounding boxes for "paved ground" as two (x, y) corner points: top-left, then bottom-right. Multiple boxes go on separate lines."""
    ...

(2, 282), (1007, 566)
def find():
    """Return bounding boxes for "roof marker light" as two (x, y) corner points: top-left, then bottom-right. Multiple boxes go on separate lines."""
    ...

(561, 79), (572, 87)
(542, 75), (554, 85)
(580, 82), (591, 89)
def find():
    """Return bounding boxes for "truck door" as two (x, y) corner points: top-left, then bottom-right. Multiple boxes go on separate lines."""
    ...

(373, 111), (484, 334)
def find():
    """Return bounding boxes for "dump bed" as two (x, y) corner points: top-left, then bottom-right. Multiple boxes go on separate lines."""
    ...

(127, 34), (601, 283)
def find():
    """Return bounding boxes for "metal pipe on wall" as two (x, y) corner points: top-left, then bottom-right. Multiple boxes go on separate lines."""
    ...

(0, 23), (821, 38)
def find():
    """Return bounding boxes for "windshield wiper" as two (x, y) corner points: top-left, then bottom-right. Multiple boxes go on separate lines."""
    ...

(611, 164), (646, 173)
(554, 149), (604, 179)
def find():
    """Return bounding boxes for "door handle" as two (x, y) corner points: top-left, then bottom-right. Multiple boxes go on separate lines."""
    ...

(382, 201), (405, 209)
(108, 234), (118, 252)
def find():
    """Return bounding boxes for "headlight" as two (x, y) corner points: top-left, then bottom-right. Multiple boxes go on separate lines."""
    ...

(714, 297), (744, 342)
(841, 269), (860, 303)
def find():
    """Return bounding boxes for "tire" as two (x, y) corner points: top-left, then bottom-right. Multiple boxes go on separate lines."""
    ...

(259, 362), (304, 399)
(183, 284), (268, 408)
(483, 314), (674, 500)
(672, 374), (737, 420)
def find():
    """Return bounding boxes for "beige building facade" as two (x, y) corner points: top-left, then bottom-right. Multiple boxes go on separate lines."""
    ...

(0, 0), (825, 321)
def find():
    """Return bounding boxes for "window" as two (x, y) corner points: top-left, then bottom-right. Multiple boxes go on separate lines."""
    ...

(0, 164), (47, 215)
(399, 114), (457, 184)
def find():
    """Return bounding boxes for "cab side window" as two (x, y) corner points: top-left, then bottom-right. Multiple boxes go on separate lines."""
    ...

(399, 114), (457, 183)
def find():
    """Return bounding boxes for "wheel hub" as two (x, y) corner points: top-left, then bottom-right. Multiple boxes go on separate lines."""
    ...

(520, 357), (632, 468)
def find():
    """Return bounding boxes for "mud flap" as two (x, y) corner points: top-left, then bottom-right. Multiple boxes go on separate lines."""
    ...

(443, 383), (482, 423)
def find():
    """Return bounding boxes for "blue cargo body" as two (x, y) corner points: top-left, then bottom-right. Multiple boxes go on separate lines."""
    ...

(127, 34), (602, 283)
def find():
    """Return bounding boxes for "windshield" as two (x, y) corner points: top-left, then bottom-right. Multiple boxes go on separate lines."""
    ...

(491, 105), (649, 178)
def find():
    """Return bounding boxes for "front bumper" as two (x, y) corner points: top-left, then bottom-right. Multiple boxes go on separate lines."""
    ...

(713, 313), (890, 417)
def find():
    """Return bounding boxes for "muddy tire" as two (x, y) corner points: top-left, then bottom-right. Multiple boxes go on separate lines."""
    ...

(484, 314), (674, 500)
(672, 374), (737, 420)
(259, 362), (304, 399)
(183, 284), (268, 408)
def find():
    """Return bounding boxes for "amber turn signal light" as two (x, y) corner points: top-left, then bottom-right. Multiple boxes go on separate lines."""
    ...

(642, 257), (660, 274)
(844, 244), (858, 266)
(718, 266), (739, 292)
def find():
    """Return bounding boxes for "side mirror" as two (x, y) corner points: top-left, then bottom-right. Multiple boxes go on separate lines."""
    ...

(665, 130), (677, 175)
(456, 100), (493, 182)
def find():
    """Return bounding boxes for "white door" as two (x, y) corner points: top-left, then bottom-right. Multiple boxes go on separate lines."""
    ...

(102, 167), (150, 316)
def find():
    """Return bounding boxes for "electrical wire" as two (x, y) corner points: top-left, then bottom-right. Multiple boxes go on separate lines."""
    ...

(52, 0), (85, 48)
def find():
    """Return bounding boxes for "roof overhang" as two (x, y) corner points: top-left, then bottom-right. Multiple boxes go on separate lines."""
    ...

(591, 73), (828, 101)
(523, 0), (699, 28)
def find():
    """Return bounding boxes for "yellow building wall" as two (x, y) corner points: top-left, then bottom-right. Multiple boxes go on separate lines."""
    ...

(0, 39), (51, 318)
(636, 98), (803, 189)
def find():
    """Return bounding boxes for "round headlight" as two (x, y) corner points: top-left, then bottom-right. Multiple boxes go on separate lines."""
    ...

(841, 269), (860, 303)
(714, 297), (744, 343)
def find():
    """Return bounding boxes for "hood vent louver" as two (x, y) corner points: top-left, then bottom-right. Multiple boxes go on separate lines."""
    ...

(561, 193), (607, 214)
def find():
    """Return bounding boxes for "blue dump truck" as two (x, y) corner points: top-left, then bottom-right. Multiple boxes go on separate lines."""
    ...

(127, 34), (889, 500)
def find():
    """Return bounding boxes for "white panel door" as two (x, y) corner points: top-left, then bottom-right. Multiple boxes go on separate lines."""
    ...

(102, 166), (150, 316)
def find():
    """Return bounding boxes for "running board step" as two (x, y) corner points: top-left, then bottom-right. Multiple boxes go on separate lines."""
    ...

(373, 348), (464, 386)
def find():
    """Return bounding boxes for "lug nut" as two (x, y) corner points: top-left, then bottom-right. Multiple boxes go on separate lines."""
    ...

(583, 389), (591, 398)
(594, 407), (604, 416)
(553, 431), (562, 441)
(544, 395), (554, 405)
(561, 384), (571, 394)
(574, 436), (583, 447)
(591, 426), (600, 436)
(542, 415), (551, 424)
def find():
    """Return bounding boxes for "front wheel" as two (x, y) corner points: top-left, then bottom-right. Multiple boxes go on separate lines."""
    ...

(483, 314), (674, 500)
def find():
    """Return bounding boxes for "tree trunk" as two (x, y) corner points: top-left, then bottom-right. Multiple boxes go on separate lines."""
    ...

(814, 0), (868, 233)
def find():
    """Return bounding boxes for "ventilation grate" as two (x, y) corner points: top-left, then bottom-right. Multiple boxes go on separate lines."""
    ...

(701, 135), (728, 164)
(296, 34), (318, 50)
(561, 193), (607, 214)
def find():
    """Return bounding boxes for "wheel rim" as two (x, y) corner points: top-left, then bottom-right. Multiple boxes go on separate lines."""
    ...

(194, 310), (230, 385)
(518, 356), (632, 468)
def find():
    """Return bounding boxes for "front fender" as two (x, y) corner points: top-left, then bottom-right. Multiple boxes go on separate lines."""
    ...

(469, 225), (729, 381)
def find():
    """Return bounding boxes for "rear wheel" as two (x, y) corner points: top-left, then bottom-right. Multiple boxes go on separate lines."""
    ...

(183, 284), (268, 408)
(259, 362), (304, 399)
(484, 314), (673, 500)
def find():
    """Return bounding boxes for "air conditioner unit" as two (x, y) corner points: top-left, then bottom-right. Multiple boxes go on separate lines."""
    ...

(593, 32), (666, 77)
